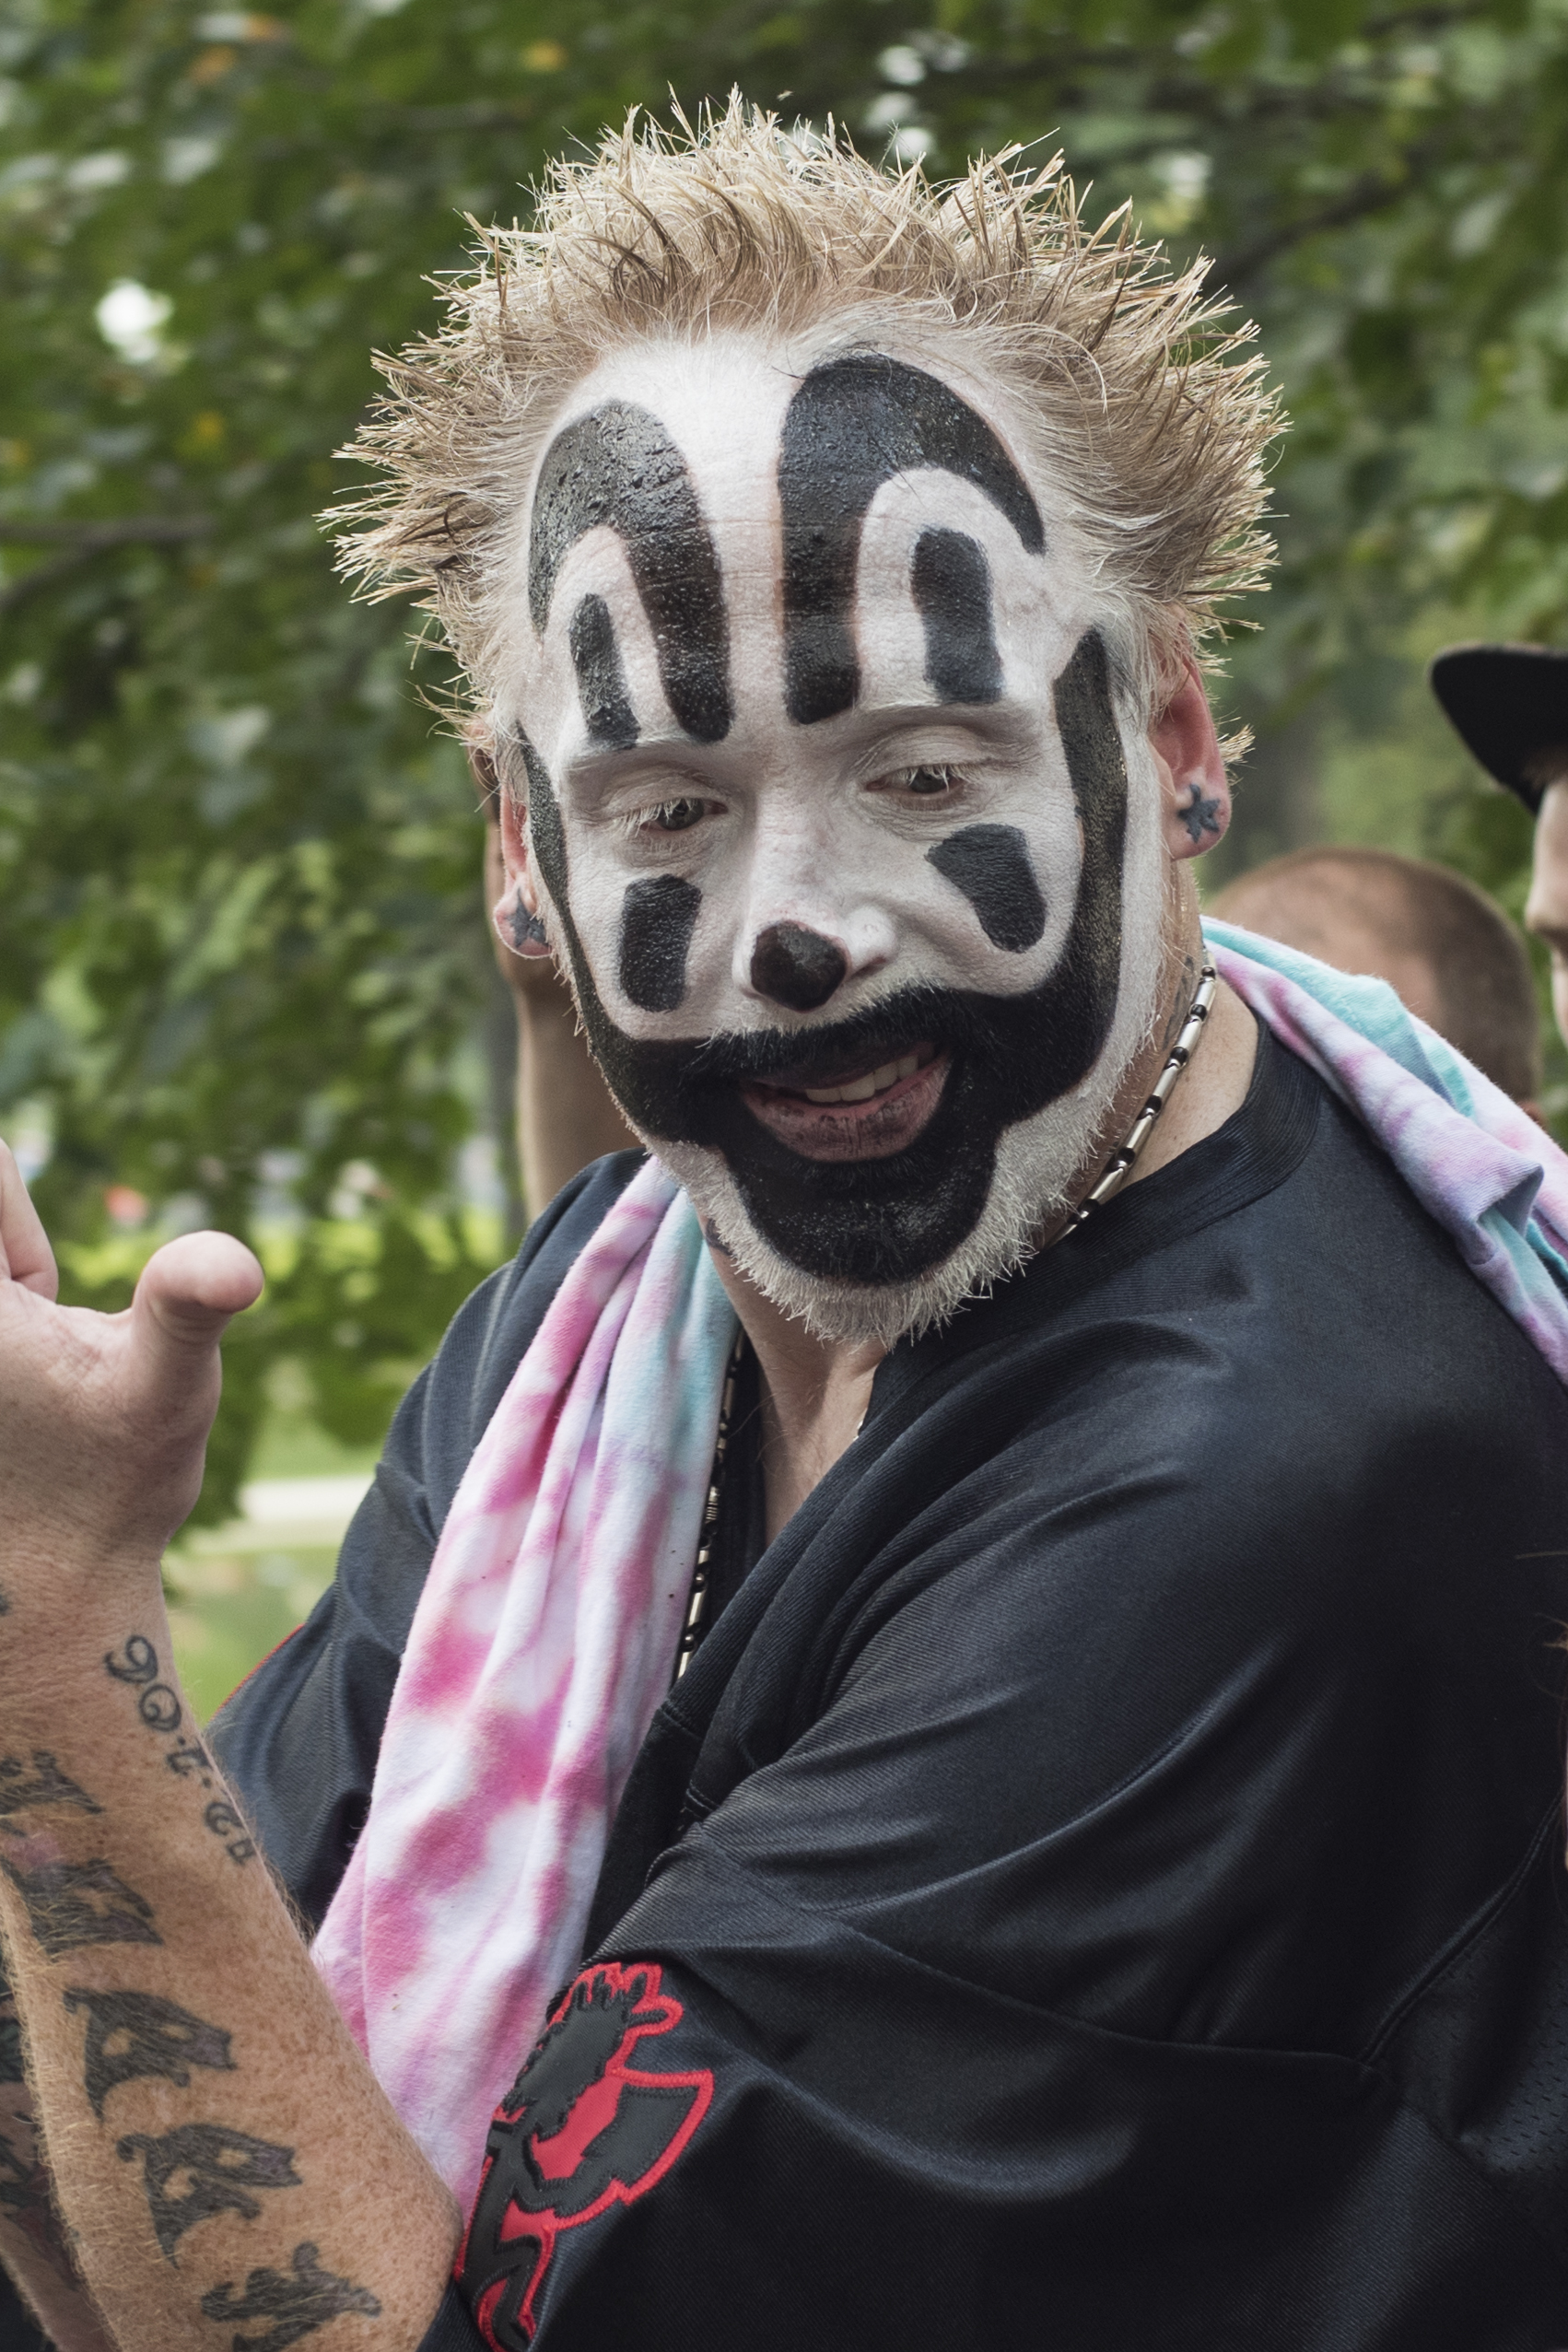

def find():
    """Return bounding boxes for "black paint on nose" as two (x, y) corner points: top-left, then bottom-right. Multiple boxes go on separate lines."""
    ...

(750, 923), (848, 1012)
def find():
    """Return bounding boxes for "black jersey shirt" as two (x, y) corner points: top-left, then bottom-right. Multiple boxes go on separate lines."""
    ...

(211, 1033), (1568, 2351)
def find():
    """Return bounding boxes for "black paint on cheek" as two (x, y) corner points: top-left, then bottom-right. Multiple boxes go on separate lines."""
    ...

(778, 354), (1045, 726)
(568, 594), (638, 749)
(927, 824), (1046, 952)
(530, 403), (732, 743)
(911, 529), (1003, 705)
(618, 875), (702, 1012)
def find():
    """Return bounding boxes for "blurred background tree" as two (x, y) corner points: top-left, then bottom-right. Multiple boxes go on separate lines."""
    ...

(3, 0), (1567, 1520)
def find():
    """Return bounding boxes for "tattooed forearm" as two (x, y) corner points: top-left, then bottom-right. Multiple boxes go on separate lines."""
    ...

(117, 2123), (300, 2264)
(1, 1855), (161, 1956)
(0, 2118), (79, 2285)
(64, 1987), (235, 2118)
(0, 1754), (101, 1820)
(102, 1636), (254, 1865)
(200, 2241), (380, 2351)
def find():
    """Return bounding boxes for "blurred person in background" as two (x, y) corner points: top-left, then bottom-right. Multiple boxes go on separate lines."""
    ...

(1433, 641), (1568, 1055)
(1210, 844), (1541, 1107)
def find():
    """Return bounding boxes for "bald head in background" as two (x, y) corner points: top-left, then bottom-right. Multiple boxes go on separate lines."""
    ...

(1210, 845), (1542, 1104)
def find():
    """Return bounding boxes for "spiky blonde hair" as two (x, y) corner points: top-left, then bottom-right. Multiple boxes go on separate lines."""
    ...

(334, 99), (1279, 717)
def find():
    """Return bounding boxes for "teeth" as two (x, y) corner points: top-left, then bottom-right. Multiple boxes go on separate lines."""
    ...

(801, 1052), (921, 1106)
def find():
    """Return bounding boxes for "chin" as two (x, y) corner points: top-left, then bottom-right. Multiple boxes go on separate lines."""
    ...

(652, 1038), (1141, 1349)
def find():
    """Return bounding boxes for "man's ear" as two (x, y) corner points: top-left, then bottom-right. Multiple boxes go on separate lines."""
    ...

(1149, 661), (1232, 862)
(468, 743), (550, 957)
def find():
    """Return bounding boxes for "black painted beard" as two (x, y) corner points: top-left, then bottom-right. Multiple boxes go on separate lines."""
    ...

(591, 961), (1118, 1285)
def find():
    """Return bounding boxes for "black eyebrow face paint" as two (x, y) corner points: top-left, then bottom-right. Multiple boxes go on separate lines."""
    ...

(911, 528), (1003, 706)
(568, 594), (638, 750)
(530, 403), (732, 744)
(778, 355), (1045, 726)
(927, 824), (1046, 952)
(618, 875), (702, 1013)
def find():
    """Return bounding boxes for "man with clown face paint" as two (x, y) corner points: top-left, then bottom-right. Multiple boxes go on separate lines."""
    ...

(7, 110), (1568, 2352)
(500, 336), (1212, 1349)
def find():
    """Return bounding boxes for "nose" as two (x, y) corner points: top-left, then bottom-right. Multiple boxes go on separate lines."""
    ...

(750, 923), (848, 1012)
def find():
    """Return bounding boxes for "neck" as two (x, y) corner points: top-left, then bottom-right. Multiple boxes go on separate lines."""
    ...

(708, 891), (1257, 1543)
(708, 1250), (884, 1542)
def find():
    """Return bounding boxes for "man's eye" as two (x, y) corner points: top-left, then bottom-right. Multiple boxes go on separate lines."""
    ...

(649, 798), (710, 833)
(890, 766), (960, 797)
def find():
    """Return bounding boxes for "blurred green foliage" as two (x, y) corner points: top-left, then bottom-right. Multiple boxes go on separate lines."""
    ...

(5, 0), (1568, 1513)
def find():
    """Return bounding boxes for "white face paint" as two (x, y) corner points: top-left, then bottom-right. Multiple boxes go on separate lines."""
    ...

(496, 334), (1168, 1343)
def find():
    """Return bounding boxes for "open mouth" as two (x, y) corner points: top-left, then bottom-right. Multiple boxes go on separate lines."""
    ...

(741, 1039), (950, 1162)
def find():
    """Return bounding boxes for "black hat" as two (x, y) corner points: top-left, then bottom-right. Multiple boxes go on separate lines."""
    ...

(1429, 641), (1568, 814)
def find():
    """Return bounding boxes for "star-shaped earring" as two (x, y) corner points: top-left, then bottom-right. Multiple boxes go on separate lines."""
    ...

(1180, 782), (1223, 843)
(509, 900), (549, 953)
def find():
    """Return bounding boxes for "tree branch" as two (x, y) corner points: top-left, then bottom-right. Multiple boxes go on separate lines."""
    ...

(0, 521), (211, 547)
(0, 520), (211, 619)
(1209, 136), (1447, 289)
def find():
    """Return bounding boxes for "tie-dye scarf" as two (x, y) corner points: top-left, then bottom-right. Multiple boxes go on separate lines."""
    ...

(313, 920), (1568, 2207)
(310, 1156), (737, 2204)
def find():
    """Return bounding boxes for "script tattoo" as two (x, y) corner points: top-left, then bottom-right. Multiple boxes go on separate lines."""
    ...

(0, 2121), (78, 2283)
(103, 1636), (255, 1863)
(1, 1855), (162, 1955)
(118, 2122), (300, 2263)
(199, 2240), (381, 2350)
(64, 1986), (235, 2118)
(0, 1752), (101, 1821)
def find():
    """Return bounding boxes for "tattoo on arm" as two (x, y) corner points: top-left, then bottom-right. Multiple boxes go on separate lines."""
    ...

(199, 2241), (380, 2351)
(0, 1855), (162, 1955)
(117, 2123), (300, 2264)
(103, 1636), (255, 1864)
(0, 1754), (101, 1820)
(64, 1987), (235, 2118)
(0, 2119), (79, 2285)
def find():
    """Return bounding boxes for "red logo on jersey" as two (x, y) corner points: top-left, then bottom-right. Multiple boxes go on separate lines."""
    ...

(454, 1960), (713, 2349)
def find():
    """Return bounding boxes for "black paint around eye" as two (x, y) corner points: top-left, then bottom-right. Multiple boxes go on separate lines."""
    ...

(927, 824), (1046, 952)
(749, 923), (848, 1013)
(568, 593), (638, 749)
(911, 528), (1004, 705)
(778, 355), (1046, 727)
(530, 403), (732, 744)
(618, 874), (703, 1012)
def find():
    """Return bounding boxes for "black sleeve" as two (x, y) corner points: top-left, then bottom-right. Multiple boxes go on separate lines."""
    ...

(208, 1152), (644, 1928)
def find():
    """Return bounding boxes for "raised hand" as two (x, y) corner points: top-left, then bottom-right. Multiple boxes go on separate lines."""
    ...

(0, 1139), (263, 1588)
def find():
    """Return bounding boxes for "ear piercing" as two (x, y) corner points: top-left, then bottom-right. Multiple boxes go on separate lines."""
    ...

(506, 899), (551, 956)
(1180, 782), (1224, 843)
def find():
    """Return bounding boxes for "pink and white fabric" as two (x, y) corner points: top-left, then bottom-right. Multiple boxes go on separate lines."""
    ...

(310, 1154), (736, 2205)
(314, 923), (1568, 2211)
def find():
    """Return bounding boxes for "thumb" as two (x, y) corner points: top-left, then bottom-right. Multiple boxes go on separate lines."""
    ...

(129, 1232), (264, 1382)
